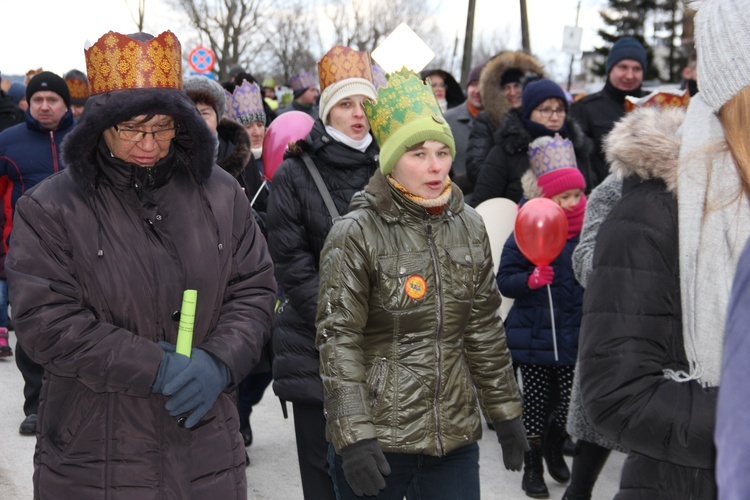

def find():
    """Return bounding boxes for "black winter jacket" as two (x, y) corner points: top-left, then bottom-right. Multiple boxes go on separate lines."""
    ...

(470, 110), (593, 206)
(266, 120), (379, 405)
(579, 107), (716, 499)
(569, 83), (645, 187)
(465, 51), (545, 187)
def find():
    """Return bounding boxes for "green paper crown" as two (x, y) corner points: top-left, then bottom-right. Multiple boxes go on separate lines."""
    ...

(365, 68), (442, 147)
(364, 68), (455, 174)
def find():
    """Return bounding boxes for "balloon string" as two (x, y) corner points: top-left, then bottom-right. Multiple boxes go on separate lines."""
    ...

(547, 284), (559, 362)
(250, 179), (268, 208)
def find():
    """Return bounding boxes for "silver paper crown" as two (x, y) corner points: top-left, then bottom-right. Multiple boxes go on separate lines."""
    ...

(528, 134), (577, 178)
(225, 81), (266, 125)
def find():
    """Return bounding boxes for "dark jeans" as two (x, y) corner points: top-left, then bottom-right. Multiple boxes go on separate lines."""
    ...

(328, 441), (480, 500)
(293, 402), (337, 500)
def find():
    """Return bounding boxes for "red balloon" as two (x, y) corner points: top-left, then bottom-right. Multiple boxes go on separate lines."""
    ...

(514, 198), (568, 266)
(262, 111), (315, 180)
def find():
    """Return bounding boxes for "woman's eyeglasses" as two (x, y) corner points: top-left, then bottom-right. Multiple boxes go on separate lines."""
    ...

(534, 108), (566, 118)
(114, 124), (179, 142)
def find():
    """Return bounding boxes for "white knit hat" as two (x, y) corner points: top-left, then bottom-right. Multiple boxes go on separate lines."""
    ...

(317, 45), (377, 124)
(696, 0), (750, 111)
(319, 78), (377, 124)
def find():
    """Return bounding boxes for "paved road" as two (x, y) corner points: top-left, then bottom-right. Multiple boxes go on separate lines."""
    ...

(0, 334), (625, 499)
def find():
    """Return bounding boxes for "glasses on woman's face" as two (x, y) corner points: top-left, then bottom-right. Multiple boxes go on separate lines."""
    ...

(533, 107), (566, 118)
(114, 124), (179, 142)
(431, 83), (447, 90)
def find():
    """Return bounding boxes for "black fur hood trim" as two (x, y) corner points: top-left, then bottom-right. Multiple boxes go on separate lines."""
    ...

(62, 88), (216, 196)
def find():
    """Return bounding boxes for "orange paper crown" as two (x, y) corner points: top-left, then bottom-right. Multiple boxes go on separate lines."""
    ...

(85, 31), (182, 95)
(66, 78), (90, 100)
(624, 88), (690, 112)
(317, 46), (374, 93)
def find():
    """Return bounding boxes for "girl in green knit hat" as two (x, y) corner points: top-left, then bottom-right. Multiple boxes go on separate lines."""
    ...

(316, 69), (528, 499)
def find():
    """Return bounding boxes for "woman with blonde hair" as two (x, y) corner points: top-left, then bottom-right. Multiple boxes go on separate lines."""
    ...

(578, 1), (750, 498)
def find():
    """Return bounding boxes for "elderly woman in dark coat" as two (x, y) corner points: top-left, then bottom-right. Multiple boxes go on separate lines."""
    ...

(6, 31), (276, 499)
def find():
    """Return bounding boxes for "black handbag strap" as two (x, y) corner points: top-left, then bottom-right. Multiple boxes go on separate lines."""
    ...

(301, 152), (341, 221)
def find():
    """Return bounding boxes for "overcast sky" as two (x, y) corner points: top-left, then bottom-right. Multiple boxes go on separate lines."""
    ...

(0, 0), (606, 80)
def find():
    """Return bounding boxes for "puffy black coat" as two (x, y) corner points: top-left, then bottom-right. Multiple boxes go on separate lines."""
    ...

(470, 110), (593, 206)
(579, 106), (717, 498)
(266, 120), (379, 405)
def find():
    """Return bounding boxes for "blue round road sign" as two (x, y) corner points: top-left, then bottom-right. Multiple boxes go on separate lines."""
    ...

(189, 46), (216, 73)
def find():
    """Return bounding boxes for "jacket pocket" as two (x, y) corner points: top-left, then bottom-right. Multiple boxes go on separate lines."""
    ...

(367, 357), (389, 415)
(377, 253), (429, 312)
(444, 245), (478, 300)
(43, 377), (104, 457)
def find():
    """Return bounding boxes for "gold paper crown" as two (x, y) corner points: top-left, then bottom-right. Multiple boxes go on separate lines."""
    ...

(85, 31), (182, 95)
(364, 68), (443, 149)
(317, 46), (374, 93)
(528, 134), (577, 178)
(66, 78), (90, 100)
(624, 88), (690, 112)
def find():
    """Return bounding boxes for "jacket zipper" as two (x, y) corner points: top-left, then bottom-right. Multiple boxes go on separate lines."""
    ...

(49, 131), (60, 172)
(426, 218), (444, 456)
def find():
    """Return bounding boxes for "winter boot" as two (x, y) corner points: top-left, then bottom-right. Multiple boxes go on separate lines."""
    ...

(562, 440), (611, 500)
(522, 437), (549, 498)
(0, 327), (12, 358)
(543, 422), (571, 483)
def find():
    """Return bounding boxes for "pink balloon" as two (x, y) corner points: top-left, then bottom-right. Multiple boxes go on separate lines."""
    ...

(514, 198), (568, 266)
(262, 111), (315, 180)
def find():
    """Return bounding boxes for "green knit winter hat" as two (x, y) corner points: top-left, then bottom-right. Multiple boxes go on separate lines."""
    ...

(364, 68), (455, 175)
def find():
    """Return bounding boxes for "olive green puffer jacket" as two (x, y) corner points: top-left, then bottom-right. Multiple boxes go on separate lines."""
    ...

(316, 171), (522, 456)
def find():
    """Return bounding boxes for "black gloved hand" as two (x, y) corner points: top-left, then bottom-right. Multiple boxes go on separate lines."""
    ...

(163, 348), (231, 428)
(494, 417), (529, 471)
(340, 438), (391, 496)
(151, 342), (190, 394)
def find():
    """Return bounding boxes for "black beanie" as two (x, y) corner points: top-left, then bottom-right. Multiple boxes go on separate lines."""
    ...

(500, 68), (524, 87)
(26, 71), (71, 108)
(606, 37), (648, 76)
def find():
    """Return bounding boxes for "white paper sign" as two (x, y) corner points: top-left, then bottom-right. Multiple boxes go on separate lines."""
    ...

(371, 23), (435, 74)
(562, 26), (583, 55)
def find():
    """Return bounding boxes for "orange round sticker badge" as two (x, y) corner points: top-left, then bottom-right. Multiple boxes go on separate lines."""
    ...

(404, 274), (427, 300)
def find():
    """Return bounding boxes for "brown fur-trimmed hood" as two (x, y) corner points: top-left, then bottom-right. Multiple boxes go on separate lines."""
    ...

(604, 106), (685, 193)
(479, 51), (545, 129)
(216, 117), (252, 178)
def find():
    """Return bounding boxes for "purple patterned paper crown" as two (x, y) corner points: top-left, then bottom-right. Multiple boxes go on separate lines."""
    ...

(371, 64), (388, 90)
(528, 134), (577, 178)
(225, 81), (266, 125)
(289, 71), (317, 92)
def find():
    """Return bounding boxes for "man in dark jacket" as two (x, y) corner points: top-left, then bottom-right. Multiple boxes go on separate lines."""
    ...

(444, 62), (485, 198)
(0, 71), (75, 435)
(569, 37), (647, 188)
(278, 71), (320, 119)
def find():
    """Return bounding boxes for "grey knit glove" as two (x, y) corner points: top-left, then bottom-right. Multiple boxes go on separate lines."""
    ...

(340, 439), (391, 496)
(494, 417), (529, 471)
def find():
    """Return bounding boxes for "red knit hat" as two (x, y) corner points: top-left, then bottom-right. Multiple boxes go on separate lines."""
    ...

(528, 135), (585, 197)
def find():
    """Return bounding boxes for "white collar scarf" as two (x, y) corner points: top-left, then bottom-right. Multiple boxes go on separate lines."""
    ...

(325, 125), (373, 152)
(675, 93), (750, 387)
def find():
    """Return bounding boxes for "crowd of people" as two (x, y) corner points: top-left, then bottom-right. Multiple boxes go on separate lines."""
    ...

(0, 0), (748, 498)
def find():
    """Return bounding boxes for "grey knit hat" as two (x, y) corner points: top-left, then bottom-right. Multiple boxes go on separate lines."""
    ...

(696, 0), (750, 111)
(183, 76), (227, 121)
